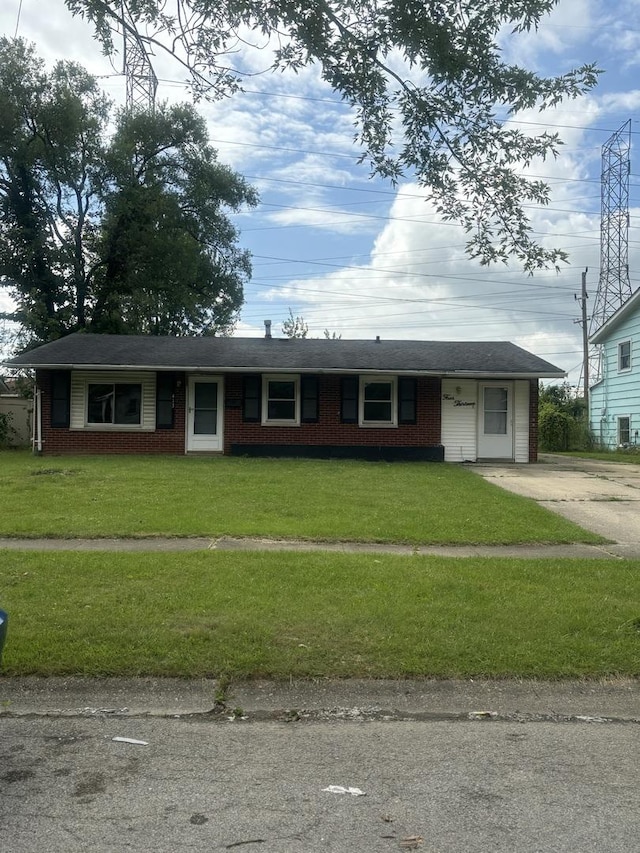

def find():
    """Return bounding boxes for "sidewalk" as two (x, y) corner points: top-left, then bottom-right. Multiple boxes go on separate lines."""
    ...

(0, 534), (636, 557)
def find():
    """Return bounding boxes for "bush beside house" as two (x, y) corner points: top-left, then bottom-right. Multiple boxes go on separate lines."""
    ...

(538, 382), (592, 452)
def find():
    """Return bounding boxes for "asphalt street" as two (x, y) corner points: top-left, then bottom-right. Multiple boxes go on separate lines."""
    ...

(2, 700), (639, 853)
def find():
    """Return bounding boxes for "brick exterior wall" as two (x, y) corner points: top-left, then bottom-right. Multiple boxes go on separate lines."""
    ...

(37, 370), (187, 455)
(223, 375), (442, 453)
(36, 370), (442, 456)
(528, 379), (539, 463)
(35, 370), (541, 460)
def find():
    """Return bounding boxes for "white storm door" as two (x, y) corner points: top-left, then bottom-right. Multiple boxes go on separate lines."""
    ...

(478, 383), (513, 459)
(187, 377), (223, 451)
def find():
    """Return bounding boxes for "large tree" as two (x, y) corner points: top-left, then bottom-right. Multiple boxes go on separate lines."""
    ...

(0, 38), (257, 345)
(66, 0), (599, 272)
(0, 37), (109, 342)
(94, 105), (258, 335)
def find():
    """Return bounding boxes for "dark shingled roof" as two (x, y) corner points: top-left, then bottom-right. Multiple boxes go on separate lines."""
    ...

(4, 333), (565, 377)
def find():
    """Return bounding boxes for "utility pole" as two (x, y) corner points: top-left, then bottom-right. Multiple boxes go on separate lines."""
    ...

(574, 267), (589, 409)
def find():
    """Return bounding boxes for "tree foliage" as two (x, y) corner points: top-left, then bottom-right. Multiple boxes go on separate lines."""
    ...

(66, 0), (599, 271)
(0, 38), (257, 346)
(282, 308), (309, 338)
(538, 382), (591, 452)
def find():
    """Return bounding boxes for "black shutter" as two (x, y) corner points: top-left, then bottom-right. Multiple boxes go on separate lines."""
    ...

(156, 373), (175, 429)
(398, 377), (417, 424)
(242, 374), (261, 422)
(341, 376), (358, 423)
(301, 375), (319, 423)
(50, 371), (71, 428)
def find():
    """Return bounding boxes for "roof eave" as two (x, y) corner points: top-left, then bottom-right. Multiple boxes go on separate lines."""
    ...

(6, 362), (565, 379)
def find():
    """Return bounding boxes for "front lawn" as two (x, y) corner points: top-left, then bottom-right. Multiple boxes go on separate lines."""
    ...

(0, 452), (601, 545)
(1, 550), (638, 679)
(552, 451), (640, 465)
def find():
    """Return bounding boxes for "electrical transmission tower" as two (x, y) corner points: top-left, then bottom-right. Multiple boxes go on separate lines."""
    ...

(587, 120), (633, 385)
(121, 1), (157, 111)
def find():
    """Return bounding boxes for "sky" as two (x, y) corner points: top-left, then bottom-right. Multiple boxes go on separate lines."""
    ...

(1, 0), (640, 386)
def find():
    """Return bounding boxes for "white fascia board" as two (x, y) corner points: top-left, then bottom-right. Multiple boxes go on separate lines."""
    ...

(15, 363), (565, 379)
(589, 287), (640, 344)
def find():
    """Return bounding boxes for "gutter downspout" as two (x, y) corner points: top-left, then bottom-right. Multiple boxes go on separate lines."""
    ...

(34, 385), (42, 454)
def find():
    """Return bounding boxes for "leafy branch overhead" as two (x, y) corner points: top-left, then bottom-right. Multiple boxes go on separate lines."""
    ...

(65, 0), (600, 271)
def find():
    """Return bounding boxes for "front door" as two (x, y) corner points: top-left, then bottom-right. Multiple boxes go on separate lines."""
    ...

(477, 383), (513, 459)
(187, 377), (223, 452)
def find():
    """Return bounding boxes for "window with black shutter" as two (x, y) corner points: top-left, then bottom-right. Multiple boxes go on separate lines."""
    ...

(50, 371), (71, 428)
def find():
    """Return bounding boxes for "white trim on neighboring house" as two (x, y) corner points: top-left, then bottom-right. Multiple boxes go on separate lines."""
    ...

(618, 340), (632, 372)
(70, 371), (156, 431)
(617, 415), (631, 445)
(590, 287), (640, 344)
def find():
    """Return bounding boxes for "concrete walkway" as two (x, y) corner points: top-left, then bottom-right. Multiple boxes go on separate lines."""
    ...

(0, 534), (627, 558)
(473, 453), (640, 558)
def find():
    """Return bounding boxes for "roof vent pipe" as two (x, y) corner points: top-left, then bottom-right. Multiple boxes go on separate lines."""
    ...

(375, 335), (381, 343)
(264, 320), (272, 339)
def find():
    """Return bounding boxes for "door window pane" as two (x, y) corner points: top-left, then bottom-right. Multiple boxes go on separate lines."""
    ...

(484, 387), (508, 435)
(194, 383), (218, 410)
(194, 409), (217, 434)
(193, 383), (217, 435)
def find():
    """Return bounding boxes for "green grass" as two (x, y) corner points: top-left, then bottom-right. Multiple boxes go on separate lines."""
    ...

(550, 451), (640, 464)
(1, 550), (639, 679)
(0, 451), (602, 544)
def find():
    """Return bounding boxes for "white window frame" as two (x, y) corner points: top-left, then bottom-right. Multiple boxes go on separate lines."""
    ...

(70, 371), (155, 431)
(618, 415), (631, 446)
(359, 375), (397, 427)
(85, 380), (143, 429)
(618, 340), (632, 372)
(262, 374), (300, 426)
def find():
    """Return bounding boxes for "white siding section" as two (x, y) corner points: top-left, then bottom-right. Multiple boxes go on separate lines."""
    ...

(513, 380), (530, 463)
(589, 307), (640, 448)
(441, 379), (478, 462)
(70, 371), (156, 431)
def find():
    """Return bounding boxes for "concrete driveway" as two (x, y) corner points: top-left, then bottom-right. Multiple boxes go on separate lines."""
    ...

(474, 453), (640, 556)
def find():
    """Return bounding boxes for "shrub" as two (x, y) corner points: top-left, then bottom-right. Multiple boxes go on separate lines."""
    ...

(0, 411), (15, 447)
(538, 403), (572, 451)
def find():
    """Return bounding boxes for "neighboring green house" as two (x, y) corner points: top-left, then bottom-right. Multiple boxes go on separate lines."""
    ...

(589, 288), (640, 448)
